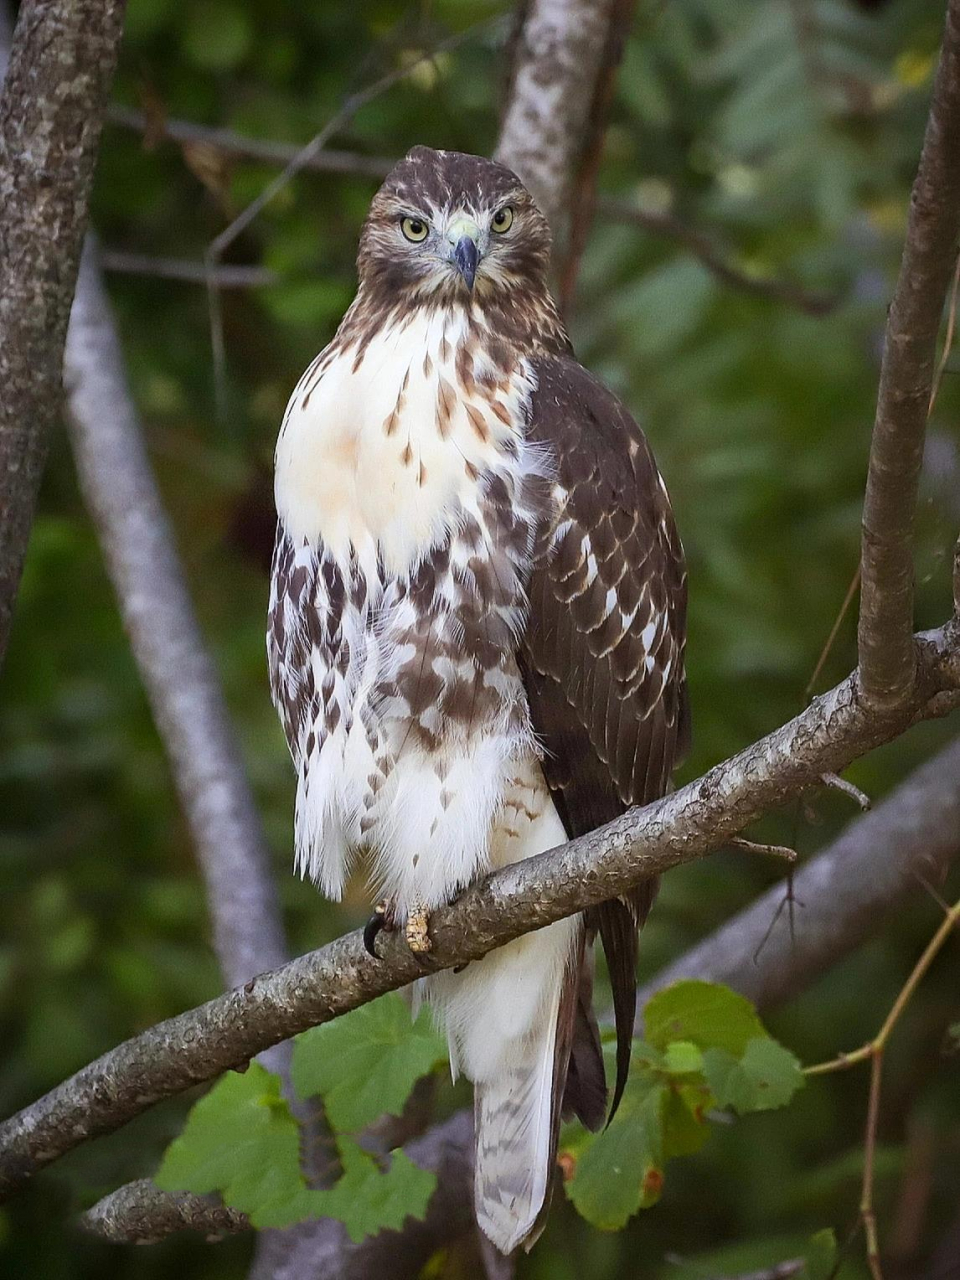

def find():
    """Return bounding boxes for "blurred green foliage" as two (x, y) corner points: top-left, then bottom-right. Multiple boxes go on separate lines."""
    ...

(2, 0), (960, 1276)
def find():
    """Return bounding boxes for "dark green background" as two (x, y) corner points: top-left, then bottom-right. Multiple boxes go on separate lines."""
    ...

(2, 0), (959, 1276)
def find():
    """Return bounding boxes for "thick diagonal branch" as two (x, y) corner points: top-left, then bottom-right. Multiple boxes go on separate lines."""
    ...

(0, 0), (126, 668)
(1, 621), (957, 1201)
(858, 0), (960, 709)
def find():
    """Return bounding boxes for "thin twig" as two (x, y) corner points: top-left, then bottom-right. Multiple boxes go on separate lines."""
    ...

(107, 103), (395, 179)
(820, 771), (871, 811)
(204, 18), (501, 416)
(805, 566), (861, 698)
(101, 250), (276, 287)
(803, 896), (960, 1277)
(727, 837), (798, 863)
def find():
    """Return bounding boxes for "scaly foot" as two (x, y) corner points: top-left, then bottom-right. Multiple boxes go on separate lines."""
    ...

(404, 902), (433, 956)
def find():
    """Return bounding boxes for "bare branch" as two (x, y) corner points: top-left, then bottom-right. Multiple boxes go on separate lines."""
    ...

(64, 243), (288, 990)
(107, 103), (395, 180)
(0, 620), (957, 1200)
(495, 0), (617, 238)
(101, 250), (277, 288)
(639, 728), (960, 1013)
(0, 0), (126, 668)
(819, 771), (871, 810)
(80, 1179), (249, 1244)
(858, 0), (960, 710)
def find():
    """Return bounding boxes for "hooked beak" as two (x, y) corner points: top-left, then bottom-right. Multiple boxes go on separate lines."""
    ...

(453, 237), (479, 291)
(447, 217), (481, 291)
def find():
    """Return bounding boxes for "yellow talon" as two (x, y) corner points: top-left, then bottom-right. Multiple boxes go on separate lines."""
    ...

(405, 904), (432, 955)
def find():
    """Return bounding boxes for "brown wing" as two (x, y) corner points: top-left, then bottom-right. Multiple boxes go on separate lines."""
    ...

(522, 354), (690, 1120)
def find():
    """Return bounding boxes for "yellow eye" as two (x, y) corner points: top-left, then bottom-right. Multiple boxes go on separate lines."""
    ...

(400, 216), (429, 242)
(491, 206), (514, 233)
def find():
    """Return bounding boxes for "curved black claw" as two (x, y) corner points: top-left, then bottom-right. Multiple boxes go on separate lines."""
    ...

(363, 910), (386, 959)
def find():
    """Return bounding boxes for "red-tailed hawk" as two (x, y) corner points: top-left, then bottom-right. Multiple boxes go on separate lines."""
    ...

(268, 147), (689, 1254)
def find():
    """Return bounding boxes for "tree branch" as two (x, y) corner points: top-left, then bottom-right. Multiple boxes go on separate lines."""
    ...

(858, 0), (960, 710)
(494, 0), (618, 240)
(76, 727), (960, 1253)
(107, 103), (396, 180)
(64, 242), (288, 990)
(1, 621), (957, 1200)
(0, 0), (126, 669)
(637, 729), (960, 1013)
(80, 1179), (249, 1244)
(100, 249), (277, 287)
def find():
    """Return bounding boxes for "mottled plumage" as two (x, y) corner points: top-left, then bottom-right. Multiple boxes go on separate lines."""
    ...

(267, 146), (688, 1254)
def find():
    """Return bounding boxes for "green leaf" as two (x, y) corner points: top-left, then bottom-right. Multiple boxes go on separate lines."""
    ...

(703, 1038), (805, 1113)
(155, 1064), (307, 1215)
(292, 993), (446, 1132)
(662, 1040), (704, 1075)
(660, 1086), (710, 1159)
(802, 1228), (838, 1280)
(156, 1064), (436, 1239)
(565, 1072), (665, 1230)
(644, 980), (767, 1056)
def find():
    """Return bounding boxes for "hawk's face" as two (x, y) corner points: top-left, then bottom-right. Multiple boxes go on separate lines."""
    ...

(357, 146), (552, 307)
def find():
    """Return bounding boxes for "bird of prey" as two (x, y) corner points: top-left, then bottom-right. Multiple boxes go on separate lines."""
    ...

(268, 146), (689, 1254)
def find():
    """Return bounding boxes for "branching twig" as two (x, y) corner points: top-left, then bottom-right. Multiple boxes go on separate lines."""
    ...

(638, 728), (960, 1015)
(0, 0), (126, 669)
(0, 621), (957, 1200)
(819, 771), (871, 811)
(857, 0), (960, 710)
(101, 250), (277, 287)
(205, 18), (501, 416)
(107, 103), (395, 180)
(805, 897), (960, 1278)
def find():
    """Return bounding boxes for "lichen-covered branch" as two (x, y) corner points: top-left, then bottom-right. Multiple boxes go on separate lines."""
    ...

(857, 0), (960, 710)
(80, 1180), (249, 1244)
(495, 0), (617, 238)
(1, 621), (957, 1201)
(0, 0), (127, 668)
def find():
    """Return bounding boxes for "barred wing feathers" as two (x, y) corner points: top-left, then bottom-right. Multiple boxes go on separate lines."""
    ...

(522, 354), (690, 1119)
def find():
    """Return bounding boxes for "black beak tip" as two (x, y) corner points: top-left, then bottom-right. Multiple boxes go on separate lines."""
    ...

(453, 236), (479, 291)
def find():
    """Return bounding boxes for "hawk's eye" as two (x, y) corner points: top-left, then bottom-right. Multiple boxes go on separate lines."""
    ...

(491, 206), (514, 234)
(400, 216), (429, 242)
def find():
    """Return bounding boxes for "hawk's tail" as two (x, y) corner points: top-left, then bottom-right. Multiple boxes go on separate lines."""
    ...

(464, 919), (605, 1254)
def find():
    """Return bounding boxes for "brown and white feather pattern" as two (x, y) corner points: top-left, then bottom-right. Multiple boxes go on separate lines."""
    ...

(267, 146), (687, 1256)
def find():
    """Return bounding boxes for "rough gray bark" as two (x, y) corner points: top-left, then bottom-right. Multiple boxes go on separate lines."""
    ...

(858, 0), (960, 710)
(495, 0), (617, 237)
(64, 244), (287, 990)
(0, 0), (127, 669)
(1, 619), (957, 1200)
(637, 729), (960, 1012)
(80, 1180), (249, 1244)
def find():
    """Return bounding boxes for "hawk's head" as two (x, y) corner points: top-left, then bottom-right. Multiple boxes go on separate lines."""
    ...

(357, 147), (552, 307)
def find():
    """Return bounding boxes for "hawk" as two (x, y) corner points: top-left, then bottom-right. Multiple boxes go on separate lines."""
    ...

(268, 146), (689, 1254)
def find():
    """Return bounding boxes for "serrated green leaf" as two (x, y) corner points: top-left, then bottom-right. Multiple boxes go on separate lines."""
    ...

(644, 981), (767, 1056)
(662, 1040), (704, 1075)
(703, 1038), (805, 1113)
(565, 1072), (665, 1230)
(155, 1064), (305, 1211)
(292, 993), (446, 1132)
(156, 1063), (437, 1239)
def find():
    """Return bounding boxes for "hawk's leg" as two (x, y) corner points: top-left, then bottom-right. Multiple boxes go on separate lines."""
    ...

(363, 899), (398, 959)
(405, 901), (433, 956)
